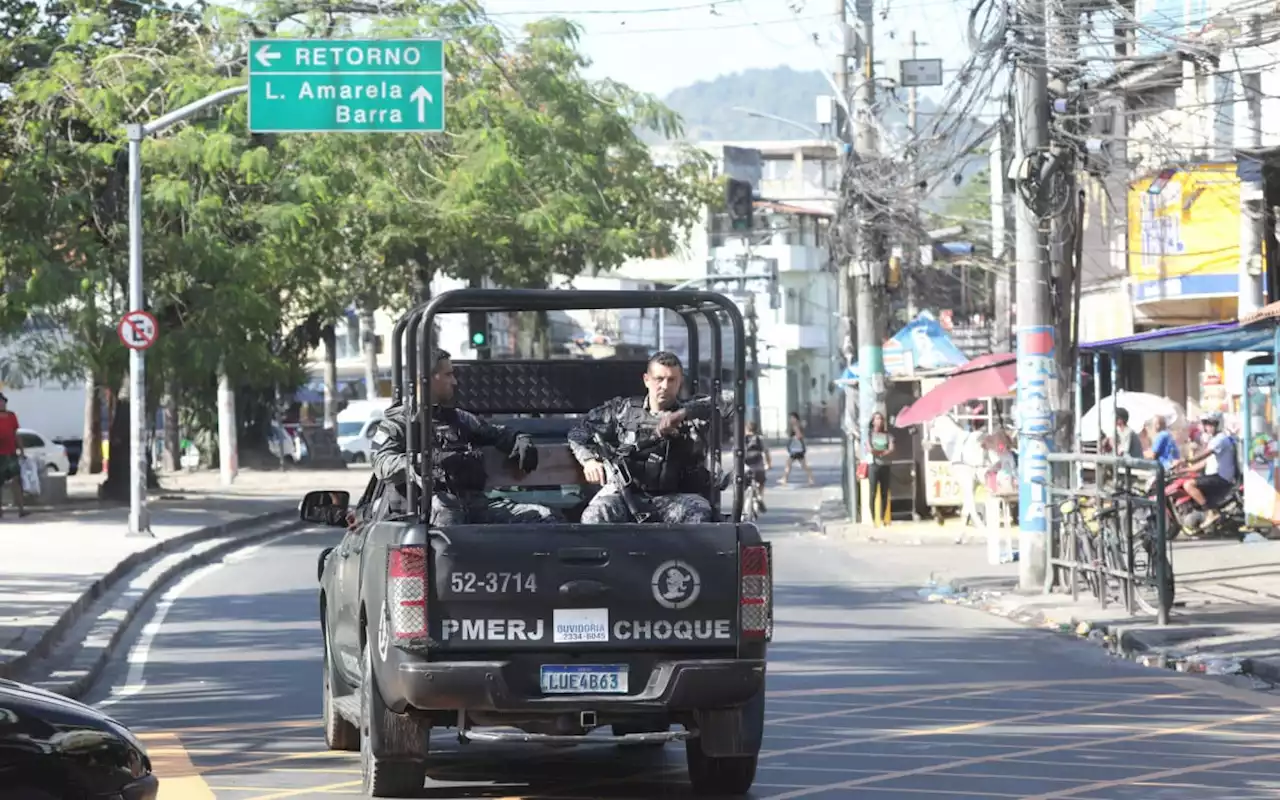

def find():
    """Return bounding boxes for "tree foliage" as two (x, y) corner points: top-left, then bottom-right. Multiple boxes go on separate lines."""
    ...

(0, 0), (714, 468)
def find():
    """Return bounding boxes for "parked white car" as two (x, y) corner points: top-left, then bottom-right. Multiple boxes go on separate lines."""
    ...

(18, 428), (71, 474)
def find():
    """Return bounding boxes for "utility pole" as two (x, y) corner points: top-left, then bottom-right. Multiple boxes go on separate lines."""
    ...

(907, 31), (919, 135)
(744, 291), (761, 428)
(852, 0), (887, 524)
(1013, 0), (1053, 589)
(905, 30), (921, 320)
(834, 0), (859, 521)
(1239, 57), (1265, 318)
(990, 119), (1014, 353)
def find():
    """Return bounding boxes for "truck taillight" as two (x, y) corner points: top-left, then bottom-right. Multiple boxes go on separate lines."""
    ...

(739, 544), (772, 641)
(387, 546), (427, 640)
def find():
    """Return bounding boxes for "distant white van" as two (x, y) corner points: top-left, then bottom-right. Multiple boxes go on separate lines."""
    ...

(336, 398), (394, 463)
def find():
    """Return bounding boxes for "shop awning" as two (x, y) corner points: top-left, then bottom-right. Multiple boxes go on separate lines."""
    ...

(1081, 321), (1274, 353)
(893, 353), (1016, 428)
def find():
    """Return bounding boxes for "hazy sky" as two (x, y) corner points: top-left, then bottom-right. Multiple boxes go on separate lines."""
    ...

(480, 0), (973, 102)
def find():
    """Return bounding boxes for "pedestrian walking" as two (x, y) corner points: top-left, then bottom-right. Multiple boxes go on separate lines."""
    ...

(0, 393), (27, 517)
(745, 421), (771, 512)
(779, 411), (815, 486)
(866, 411), (894, 526)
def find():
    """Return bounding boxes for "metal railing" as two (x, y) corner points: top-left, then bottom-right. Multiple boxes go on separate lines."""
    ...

(1044, 453), (1175, 625)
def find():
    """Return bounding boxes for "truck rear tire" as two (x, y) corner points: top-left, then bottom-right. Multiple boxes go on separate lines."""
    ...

(360, 643), (427, 797)
(685, 740), (758, 796)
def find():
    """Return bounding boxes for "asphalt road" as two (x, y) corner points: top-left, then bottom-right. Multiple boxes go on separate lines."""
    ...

(85, 448), (1280, 799)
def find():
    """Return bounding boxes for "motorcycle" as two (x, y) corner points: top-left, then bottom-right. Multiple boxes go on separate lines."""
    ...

(1158, 467), (1244, 540)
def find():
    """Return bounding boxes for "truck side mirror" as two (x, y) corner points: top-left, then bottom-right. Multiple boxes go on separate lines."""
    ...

(300, 489), (351, 526)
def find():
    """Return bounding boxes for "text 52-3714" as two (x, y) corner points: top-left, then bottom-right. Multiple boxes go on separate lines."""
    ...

(449, 571), (538, 594)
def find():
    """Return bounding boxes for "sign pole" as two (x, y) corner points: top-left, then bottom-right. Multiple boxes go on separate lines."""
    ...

(124, 85), (248, 536)
(126, 123), (150, 537)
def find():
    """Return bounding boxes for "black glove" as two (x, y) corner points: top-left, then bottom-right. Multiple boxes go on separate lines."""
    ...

(509, 435), (539, 473)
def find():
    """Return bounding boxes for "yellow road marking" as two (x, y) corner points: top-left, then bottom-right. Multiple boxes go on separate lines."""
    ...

(148, 733), (216, 800)
(242, 779), (362, 800)
(766, 674), (1195, 698)
(520, 687), (1196, 797)
(759, 711), (1274, 798)
(1022, 749), (1280, 798)
(760, 690), (1190, 758)
(768, 683), (1009, 725)
(137, 719), (316, 740)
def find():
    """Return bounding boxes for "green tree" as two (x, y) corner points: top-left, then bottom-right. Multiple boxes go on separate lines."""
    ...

(0, 0), (715, 489)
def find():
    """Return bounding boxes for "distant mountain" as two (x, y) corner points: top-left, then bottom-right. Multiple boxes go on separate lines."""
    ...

(656, 66), (833, 141)
(653, 66), (987, 211)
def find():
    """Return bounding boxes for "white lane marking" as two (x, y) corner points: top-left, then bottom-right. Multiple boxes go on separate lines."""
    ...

(95, 528), (311, 710)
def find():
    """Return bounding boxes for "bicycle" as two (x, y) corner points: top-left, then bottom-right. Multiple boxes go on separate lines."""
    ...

(1058, 489), (1173, 617)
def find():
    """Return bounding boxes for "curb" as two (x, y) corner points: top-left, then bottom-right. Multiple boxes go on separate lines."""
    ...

(0, 507), (295, 682)
(927, 580), (1280, 686)
(37, 518), (307, 700)
(822, 519), (988, 546)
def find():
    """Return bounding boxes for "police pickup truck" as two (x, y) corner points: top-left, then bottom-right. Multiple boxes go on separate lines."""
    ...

(307, 289), (772, 798)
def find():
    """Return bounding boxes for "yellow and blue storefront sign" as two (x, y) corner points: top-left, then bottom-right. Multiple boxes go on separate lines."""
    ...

(1127, 163), (1241, 304)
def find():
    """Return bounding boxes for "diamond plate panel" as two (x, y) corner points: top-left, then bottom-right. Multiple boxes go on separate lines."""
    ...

(452, 360), (651, 414)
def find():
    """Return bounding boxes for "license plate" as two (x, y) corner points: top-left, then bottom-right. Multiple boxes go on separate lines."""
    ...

(539, 664), (629, 694)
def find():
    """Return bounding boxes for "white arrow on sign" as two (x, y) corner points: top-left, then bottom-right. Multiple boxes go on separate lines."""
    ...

(255, 44), (280, 69)
(410, 86), (434, 123)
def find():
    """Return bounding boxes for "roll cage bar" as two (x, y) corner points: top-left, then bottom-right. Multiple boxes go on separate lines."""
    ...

(389, 288), (749, 524)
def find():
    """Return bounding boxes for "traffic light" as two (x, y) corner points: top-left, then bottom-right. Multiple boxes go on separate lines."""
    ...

(468, 311), (490, 359)
(726, 178), (753, 232)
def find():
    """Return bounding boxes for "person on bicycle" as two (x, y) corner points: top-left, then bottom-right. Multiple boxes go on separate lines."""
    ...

(567, 351), (717, 525)
(745, 421), (770, 513)
(1176, 412), (1237, 528)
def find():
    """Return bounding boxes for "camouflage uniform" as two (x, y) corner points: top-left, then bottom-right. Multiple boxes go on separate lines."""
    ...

(370, 402), (558, 526)
(568, 395), (717, 525)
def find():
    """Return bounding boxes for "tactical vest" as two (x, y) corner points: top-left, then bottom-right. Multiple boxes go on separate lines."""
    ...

(430, 407), (487, 494)
(617, 397), (699, 494)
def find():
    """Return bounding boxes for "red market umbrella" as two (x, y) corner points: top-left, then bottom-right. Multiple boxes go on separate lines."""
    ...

(893, 353), (1016, 428)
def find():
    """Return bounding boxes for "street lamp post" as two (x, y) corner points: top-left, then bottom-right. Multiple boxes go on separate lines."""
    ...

(731, 107), (824, 139)
(126, 84), (248, 536)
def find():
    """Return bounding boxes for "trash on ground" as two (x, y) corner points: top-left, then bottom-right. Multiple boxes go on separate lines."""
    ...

(1183, 654), (1244, 675)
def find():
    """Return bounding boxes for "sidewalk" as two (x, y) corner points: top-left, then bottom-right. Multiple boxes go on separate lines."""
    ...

(16, 463), (370, 515)
(859, 522), (1280, 686)
(0, 467), (368, 687)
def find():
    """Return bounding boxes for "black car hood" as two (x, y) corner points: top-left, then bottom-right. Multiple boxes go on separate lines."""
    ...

(0, 678), (113, 726)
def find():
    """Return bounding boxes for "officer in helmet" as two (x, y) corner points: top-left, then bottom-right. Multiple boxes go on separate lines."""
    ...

(368, 348), (558, 526)
(568, 351), (718, 525)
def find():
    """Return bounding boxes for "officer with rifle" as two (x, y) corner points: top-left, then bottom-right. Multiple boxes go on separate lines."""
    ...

(366, 348), (558, 526)
(567, 351), (718, 525)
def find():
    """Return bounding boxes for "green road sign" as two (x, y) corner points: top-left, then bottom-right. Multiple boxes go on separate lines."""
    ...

(248, 39), (445, 134)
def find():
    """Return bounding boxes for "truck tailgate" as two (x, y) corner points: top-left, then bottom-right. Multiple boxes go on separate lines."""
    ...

(427, 523), (741, 652)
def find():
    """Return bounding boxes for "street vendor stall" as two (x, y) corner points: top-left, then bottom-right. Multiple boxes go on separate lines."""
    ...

(1081, 317), (1278, 531)
(894, 353), (1017, 516)
(837, 311), (971, 523)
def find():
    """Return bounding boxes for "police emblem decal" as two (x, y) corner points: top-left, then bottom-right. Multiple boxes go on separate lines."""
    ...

(651, 559), (701, 610)
(377, 601), (390, 662)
